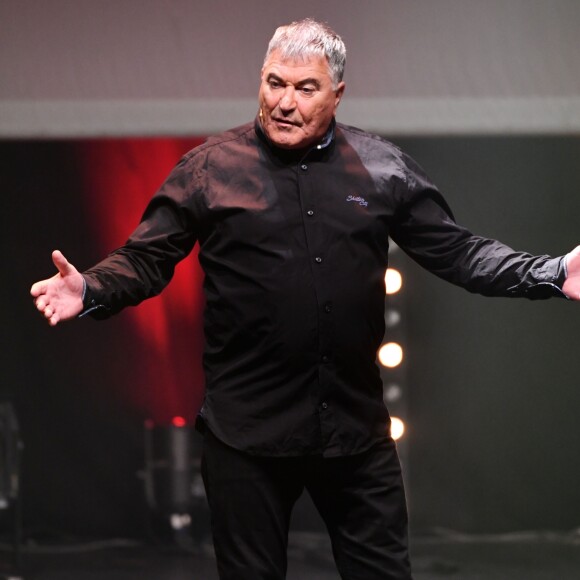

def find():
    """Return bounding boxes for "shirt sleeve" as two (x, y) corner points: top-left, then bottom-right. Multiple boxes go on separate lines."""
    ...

(389, 153), (568, 300)
(80, 156), (199, 319)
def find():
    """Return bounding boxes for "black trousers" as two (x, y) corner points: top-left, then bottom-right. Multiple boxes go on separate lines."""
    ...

(201, 430), (412, 580)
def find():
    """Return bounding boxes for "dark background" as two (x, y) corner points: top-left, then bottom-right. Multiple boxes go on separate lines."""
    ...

(1, 136), (579, 541)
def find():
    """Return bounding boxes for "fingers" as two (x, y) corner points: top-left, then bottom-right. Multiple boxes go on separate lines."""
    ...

(48, 312), (60, 327)
(33, 295), (50, 316)
(30, 274), (55, 314)
(30, 279), (47, 298)
(33, 297), (62, 326)
(34, 296), (46, 312)
(33, 297), (53, 323)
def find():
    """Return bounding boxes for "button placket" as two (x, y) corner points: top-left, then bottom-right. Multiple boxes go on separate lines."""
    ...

(297, 159), (333, 419)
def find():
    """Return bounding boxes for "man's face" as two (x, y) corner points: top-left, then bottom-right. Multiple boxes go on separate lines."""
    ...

(258, 50), (345, 150)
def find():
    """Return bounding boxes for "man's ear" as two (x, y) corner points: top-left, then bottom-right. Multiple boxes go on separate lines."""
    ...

(334, 81), (346, 111)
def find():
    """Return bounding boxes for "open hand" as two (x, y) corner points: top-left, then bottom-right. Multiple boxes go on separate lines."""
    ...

(562, 245), (580, 301)
(30, 250), (85, 326)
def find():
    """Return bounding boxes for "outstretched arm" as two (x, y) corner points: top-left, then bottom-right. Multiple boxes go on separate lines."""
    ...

(30, 250), (85, 326)
(563, 245), (580, 301)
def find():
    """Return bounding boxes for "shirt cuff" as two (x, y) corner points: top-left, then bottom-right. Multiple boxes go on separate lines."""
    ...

(78, 275), (109, 318)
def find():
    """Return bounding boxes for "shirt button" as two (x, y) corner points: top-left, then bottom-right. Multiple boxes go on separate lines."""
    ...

(321, 402), (328, 410)
(321, 355), (329, 363)
(307, 210), (314, 216)
(324, 302), (333, 313)
(315, 256), (322, 263)
(301, 164), (308, 171)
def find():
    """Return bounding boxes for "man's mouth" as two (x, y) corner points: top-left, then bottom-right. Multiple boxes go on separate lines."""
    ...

(272, 117), (299, 128)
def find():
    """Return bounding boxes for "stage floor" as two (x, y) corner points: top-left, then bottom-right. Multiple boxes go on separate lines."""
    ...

(2, 531), (580, 580)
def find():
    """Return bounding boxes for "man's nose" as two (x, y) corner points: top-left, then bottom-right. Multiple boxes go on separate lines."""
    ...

(278, 86), (296, 112)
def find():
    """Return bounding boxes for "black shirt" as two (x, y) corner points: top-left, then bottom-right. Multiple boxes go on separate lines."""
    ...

(82, 118), (566, 457)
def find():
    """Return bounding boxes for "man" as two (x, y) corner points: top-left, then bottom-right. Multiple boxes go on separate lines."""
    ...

(31, 18), (580, 580)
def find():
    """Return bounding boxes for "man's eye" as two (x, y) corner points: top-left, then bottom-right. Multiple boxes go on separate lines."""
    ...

(300, 87), (315, 95)
(269, 80), (282, 89)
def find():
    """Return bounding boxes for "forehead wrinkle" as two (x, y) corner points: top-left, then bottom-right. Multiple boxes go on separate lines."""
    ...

(263, 56), (332, 86)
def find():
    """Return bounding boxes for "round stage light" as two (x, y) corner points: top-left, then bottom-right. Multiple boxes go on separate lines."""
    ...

(378, 342), (403, 368)
(385, 268), (403, 294)
(390, 417), (405, 440)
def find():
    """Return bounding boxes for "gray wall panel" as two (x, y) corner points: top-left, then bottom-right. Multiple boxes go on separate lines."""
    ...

(2, 0), (579, 136)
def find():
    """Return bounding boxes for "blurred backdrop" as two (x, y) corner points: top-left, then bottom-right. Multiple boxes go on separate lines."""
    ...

(1, 0), (579, 541)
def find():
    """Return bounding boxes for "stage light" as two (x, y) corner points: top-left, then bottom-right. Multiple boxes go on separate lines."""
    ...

(171, 416), (187, 428)
(0, 404), (20, 510)
(385, 308), (401, 328)
(385, 268), (403, 294)
(378, 342), (404, 368)
(144, 420), (196, 517)
(383, 383), (403, 403)
(390, 417), (405, 440)
(170, 513), (192, 530)
(143, 419), (209, 548)
(0, 402), (23, 573)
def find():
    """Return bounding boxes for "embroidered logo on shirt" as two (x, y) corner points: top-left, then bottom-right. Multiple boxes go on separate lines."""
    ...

(346, 194), (368, 207)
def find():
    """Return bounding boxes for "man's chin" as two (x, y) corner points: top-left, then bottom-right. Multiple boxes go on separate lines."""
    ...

(266, 128), (310, 150)
(269, 135), (302, 150)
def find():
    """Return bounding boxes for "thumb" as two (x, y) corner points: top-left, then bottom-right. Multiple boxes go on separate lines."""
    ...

(52, 249), (75, 277)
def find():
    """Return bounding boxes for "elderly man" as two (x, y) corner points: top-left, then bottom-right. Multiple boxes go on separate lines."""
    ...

(31, 18), (580, 580)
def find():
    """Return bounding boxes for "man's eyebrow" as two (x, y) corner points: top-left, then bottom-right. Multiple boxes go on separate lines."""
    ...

(296, 78), (321, 88)
(266, 73), (321, 88)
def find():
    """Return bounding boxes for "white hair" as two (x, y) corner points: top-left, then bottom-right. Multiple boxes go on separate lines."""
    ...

(264, 18), (346, 88)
